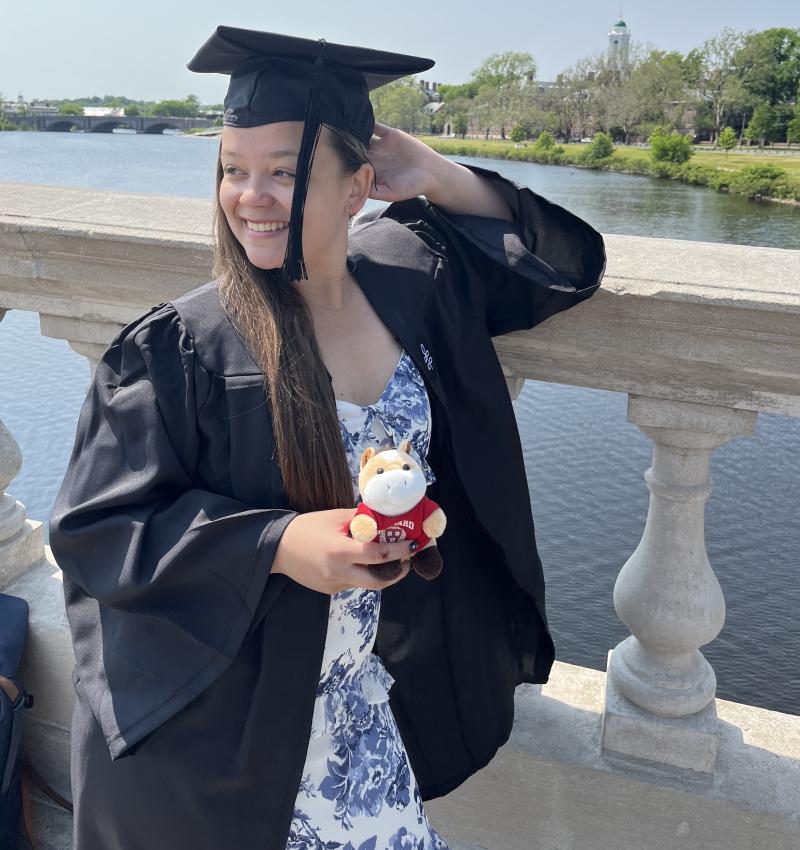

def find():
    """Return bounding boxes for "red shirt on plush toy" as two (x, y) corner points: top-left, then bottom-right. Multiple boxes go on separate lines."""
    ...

(353, 494), (440, 551)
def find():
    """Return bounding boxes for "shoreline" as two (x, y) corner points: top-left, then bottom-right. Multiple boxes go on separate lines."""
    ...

(421, 138), (800, 209)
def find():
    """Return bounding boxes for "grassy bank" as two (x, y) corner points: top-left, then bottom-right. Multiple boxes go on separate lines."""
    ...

(419, 136), (800, 206)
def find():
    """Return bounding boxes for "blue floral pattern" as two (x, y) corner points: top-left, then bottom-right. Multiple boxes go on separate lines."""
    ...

(336, 349), (436, 493)
(285, 348), (448, 850)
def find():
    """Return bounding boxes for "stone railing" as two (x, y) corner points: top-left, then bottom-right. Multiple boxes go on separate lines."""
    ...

(1, 183), (799, 850)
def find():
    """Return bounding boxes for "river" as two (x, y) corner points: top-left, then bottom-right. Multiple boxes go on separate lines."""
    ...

(1, 131), (798, 717)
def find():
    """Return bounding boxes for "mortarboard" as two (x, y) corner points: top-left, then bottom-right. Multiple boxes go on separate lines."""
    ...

(187, 26), (435, 283)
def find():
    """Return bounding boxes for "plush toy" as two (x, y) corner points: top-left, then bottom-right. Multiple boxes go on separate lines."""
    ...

(349, 438), (447, 582)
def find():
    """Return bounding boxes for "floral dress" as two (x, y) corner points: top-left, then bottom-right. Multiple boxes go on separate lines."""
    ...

(285, 348), (449, 850)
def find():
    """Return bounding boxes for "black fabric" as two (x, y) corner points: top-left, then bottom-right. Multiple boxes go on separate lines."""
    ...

(49, 163), (606, 849)
(0, 594), (31, 850)
(49, 306), (301, 760)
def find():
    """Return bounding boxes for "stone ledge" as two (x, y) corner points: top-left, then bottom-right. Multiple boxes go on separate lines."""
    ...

(2, 182), (799, 416)
(426, 662), (800, 850)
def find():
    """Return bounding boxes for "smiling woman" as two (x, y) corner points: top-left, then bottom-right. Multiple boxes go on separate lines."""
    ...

(48, 23), (606, 850)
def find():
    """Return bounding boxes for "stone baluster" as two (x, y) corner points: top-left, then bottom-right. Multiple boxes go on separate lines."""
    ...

(0, 309), (46, 588)
(39, 314), (122, 382)
(65, 342), (106, 380)
(601, 394), (757, 776)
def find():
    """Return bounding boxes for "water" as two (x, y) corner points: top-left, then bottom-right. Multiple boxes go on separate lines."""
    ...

(2, 132), (798, 247)
(1, 132), (798, 716)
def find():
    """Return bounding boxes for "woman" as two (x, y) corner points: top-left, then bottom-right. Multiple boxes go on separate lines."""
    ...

(49, 27), (606, 850)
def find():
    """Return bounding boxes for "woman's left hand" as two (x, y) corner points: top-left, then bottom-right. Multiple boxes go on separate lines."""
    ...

(367, 122), (448, 203)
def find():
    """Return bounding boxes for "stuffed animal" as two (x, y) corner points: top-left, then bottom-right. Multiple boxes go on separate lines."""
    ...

(349, 439), (447, 582)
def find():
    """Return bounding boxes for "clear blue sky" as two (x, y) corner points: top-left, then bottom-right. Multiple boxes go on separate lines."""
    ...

(3, 1), (796, 103)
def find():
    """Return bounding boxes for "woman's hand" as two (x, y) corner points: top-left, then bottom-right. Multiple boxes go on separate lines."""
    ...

(271, 508), (414, 595)
(367, 122), (450, 204)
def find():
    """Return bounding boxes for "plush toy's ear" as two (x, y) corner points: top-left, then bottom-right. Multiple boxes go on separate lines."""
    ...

(360, 446), (376, 469)
(398, 439), (412, 455)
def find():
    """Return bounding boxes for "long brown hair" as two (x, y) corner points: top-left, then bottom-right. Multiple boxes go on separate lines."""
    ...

(213, 123), (372, 514)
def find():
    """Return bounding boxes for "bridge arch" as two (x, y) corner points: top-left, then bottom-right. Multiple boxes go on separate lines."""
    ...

(90, 121), (137, 133)
(143, 122), (181, 135)
(92, 121), (121, 133)
(47, 120), (82, 132)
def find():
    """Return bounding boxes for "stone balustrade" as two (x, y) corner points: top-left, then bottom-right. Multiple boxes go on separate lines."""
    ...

(1, 182), (799, 849)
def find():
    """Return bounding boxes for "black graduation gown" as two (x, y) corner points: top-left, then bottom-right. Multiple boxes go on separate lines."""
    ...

(49, 163), (606, 850)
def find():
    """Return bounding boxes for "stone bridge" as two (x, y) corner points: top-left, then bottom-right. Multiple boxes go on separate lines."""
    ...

(3, 112), (217, 133)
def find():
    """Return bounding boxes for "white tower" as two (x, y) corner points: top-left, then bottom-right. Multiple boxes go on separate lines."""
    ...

(607, 16), (630, 70)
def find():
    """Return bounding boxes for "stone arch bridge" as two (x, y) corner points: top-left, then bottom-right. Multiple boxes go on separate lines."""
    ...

(5, 113), (217, 133)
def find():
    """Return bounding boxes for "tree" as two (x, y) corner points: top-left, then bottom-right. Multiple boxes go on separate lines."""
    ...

(685, 27), (747, 146)
(592, 42), (687, 143)
(125, 104), (141, 117)
(633, 49), (695, 131)
(467, 51), (538, 140)
(58, 103), (83, 115)
(787, 105), (800, 146)
(587, 131), (614, 160)
(735, 27), (800, 108)
(438, 81), (481, 102)
(718, 126), (738, 156)
(533, 130), (555, 149)
(744, 103), (778, 147)
(470, 51), (537, 89)
(451, 112), (468, 137)
(370, 79), (426, 133)
(150, 96), (200, 117)
(648, 126), (694, 162)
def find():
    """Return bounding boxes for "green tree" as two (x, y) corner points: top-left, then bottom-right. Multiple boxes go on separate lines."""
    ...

(451, 112), (468, 137)
(744, 102), (777, 146)
(594, 44), (689, 143)
(509, 125), (527, 142)
(734, 27), (800, 107)
(587, 131), (614, 160)
(717, 125), (738, 156)
(58, 102), (83, 115)
(787, 105), (800, 146)
(150, 96), (200, 118)
(468, 51), (538, 140)
(125, 104), (141, 117)
(648, 126), (694, 162)
(685, 27), (746, 146)
(370, 79), (426, 133)
(470, 51), (537, 89)
(533, 130), (555, 149)
(438, 81), (480, 102)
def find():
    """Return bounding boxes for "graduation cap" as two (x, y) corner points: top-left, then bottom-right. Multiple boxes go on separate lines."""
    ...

(187, 26), (435, 283)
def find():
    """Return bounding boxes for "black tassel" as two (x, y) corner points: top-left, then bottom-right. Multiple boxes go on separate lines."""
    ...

(283, 40), (327, 283)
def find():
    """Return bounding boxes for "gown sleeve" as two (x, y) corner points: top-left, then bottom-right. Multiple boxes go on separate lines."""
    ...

(370, 161), (607, 337)
(48, 301), (298, 759)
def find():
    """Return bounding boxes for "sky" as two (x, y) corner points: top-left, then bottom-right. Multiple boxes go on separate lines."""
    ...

(2, 1), (797, 103)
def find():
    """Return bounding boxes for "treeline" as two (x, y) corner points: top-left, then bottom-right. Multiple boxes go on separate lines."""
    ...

(371, 26), (800, 148)
(7, 94), (222, 119)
